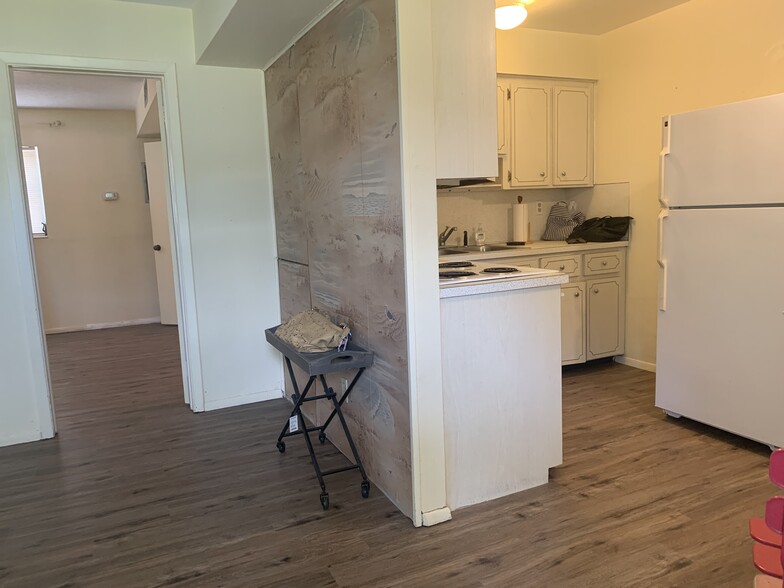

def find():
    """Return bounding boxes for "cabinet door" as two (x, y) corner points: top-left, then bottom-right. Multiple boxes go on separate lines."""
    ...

(553, 84), (593, 186)
(433, 0), (498, 179)
(497, 80), (510, 155)
(509, 81), (550, 187)
(561, 282), (586, 365)
(587, 277), (625, 359)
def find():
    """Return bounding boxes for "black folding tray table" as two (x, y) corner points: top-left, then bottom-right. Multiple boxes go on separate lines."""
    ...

(265, 326), (374, 510)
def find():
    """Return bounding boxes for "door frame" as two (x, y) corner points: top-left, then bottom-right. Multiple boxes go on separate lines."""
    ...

(0, 52), (206, 429)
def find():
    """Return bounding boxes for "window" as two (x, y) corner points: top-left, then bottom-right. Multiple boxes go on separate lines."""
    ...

(21, 146), (47, 236)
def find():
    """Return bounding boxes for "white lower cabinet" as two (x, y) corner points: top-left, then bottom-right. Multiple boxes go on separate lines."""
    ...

(465, 247), (626, 365)
(545, 249), (625, 365)
(586, 277), (625, 359)
(560, 282), (586, 365)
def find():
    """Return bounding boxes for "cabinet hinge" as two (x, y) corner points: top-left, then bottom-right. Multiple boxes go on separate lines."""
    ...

(507, 88), (511, 100)
(507, 170), (512, 182)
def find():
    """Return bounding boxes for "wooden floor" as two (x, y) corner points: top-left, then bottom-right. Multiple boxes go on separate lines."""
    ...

(0, 325), (770, 587)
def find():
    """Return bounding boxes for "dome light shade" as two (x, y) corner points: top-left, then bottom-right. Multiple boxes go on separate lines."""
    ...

(495, 2), (528, 30)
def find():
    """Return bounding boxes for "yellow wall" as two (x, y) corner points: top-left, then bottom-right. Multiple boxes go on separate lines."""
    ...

(595, 0), (784, 367)
(496, 27), (599, 79)
(20, 109), (161, 333)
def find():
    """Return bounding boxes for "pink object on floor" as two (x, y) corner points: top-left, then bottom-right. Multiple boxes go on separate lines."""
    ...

(754, 542), (784, 578)
(755, 574), (783, 588)
(766, 497), (784, 535)
(771, 450), (784, 488)
(751, 518), (784, 548)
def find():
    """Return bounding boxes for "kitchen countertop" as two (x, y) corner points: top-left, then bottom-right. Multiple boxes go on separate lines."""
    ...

(438, 240), (629, 264)
(440, 268), (568, 299)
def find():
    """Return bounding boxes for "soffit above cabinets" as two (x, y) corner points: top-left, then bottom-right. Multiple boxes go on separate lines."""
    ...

(113, 0), (341, 70)
(521, 0), (693, 35)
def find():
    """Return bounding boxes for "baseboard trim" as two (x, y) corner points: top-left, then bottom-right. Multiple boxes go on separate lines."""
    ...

(45, 317), (161, 335)
(421, 506), (452, 527)
(614, 356), (656, 372)
(204, 388), (284, 411)
(0, 429), (50, 448)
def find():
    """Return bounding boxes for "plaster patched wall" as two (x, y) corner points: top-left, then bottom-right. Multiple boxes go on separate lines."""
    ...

(266, 0), (411, 519)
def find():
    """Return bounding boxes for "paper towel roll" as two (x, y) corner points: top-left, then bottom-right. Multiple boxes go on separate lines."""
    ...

(513, 203), (529, 243)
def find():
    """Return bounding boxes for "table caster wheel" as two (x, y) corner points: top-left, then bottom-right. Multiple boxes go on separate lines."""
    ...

(320, 492), (330, 510)
(318, 432), (326, 444)
(361, 481), (370, 498)
(276, 441), (286, 453)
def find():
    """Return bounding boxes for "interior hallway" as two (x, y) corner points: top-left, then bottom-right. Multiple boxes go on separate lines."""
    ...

(0, 326), (770, 586)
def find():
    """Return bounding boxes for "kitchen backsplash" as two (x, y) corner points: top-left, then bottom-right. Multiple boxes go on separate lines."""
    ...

(436, 183), (631, 246)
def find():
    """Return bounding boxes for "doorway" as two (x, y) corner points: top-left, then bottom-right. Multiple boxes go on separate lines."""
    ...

(6, 65), (200, 433)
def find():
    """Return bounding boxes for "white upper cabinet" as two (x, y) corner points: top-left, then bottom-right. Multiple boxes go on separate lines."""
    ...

(432, 0), (498, 180)
(553, 85), (593, 186)
(509, 80), (551, 187)
(497, 80), (510, 155)
(501, 76), (595, 189)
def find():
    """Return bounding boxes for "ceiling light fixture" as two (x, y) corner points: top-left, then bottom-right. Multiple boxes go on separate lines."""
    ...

(495, 0), (528, 30)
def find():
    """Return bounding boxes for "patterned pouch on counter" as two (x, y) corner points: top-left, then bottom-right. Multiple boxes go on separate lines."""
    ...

(541, 201), (586, 241)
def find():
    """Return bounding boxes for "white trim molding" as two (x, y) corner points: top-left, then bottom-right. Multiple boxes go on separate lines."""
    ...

(0, 52), (205, 423)
(421, 506), (452, 527)
(204, 388), (283, 412)
(614, 356), (656, 372)
(45, 317), (162, 335)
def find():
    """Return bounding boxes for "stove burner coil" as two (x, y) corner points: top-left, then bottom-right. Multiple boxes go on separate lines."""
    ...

(439, 271), (477, 279)
(439, 261), (475, 269)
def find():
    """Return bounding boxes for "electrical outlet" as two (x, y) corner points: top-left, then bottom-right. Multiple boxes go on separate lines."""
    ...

(341, 377), (349, 393)
(535, 201), (544, 215)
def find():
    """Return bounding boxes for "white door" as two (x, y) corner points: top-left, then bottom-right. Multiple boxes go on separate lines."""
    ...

(143, 141), (177, 325)
(656, 207), (784, 447)
(664, 93), (784, 207)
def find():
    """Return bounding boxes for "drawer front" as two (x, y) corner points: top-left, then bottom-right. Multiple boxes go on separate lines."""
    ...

(490, 256), (540, 268)
(584, 250), (625, 276)
(541, 254), (581, 277)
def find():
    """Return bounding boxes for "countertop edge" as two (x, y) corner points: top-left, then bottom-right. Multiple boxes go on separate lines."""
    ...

(438, 240), (629, 264)
(439, 274), (568, 299)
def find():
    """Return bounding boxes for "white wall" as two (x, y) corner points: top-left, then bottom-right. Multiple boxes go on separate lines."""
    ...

(0, 0), (281, 446)
(496, 28), (599, 79)
(19, 108), (161, 333)
(595, 0), (784, 368)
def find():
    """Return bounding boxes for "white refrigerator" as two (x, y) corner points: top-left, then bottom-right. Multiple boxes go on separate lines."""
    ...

(656, 92), (784, 449)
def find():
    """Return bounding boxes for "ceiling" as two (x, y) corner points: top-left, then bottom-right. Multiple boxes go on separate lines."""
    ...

(514, 0), (693, 35)
(13, 71), (145, 110)
(116, 0), (196, 7)
(112, 0), (694, 37)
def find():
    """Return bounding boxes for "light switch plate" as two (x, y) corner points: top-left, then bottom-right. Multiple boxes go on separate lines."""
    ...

(103, 192), (119, 201)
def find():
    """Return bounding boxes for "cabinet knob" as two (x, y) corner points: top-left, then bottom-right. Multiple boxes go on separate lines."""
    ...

(560, 171), (567, 177)
(602, 260), (608, 266)
(593, 288), (599, 294)
(559, 265), (565, 270)
(153, 244), (162, 251)
(574, 292), (580, 297)
(540, 171), (546, 177)
(508, 170), (512, 182)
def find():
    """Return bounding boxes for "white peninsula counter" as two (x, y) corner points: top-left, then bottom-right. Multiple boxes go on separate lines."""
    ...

(440, 267), (568, 510)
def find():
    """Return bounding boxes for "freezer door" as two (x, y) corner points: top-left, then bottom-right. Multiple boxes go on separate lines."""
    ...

(656, 207), (784, 448)
(663, 93), (784, 207)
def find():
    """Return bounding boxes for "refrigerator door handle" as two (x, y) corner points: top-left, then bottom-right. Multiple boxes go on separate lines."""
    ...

(657, 208), (669, 311)
(659, 115), (671, 208)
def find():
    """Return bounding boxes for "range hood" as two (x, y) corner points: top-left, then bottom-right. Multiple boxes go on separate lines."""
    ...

(436, 157), (504, 191)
